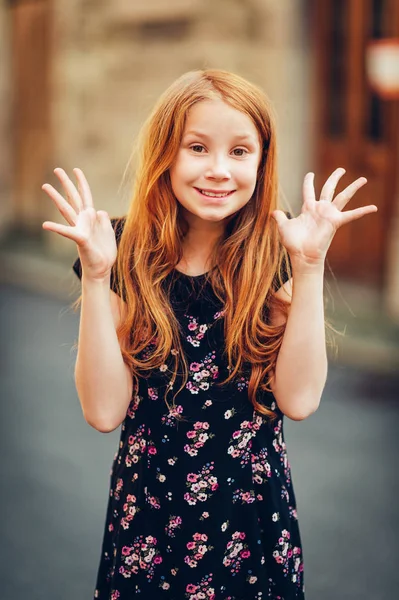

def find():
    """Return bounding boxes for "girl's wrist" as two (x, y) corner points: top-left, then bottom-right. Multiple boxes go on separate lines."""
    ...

(289, 255), (325, 277)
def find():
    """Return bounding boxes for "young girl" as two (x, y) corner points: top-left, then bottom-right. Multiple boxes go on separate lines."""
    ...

(42, 69), (377, 600)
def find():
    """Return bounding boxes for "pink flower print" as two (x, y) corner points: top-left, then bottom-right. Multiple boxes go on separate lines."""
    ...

(273, 532), (303, 588)
(184, 533), (213, 568)
(184, 463), (219, 505)
(251, 448), (272, 485)
(113, 478), (123, 501)
(232, 489), (256, 504)
(223, 532), (251, 574)
(120, 494), (140, 530)
(126, 392), (141, 418)
(190, 362), (201, 372)
(125, 424), (146, 468)
(161, 404), (184, 428)
(185, 574), (216, 600)
(202, 399), (213, 409)
(160, 581), (170, 590)
(110, 591), (120, 600)
(186, 353), (219, 394)
(165, 515), (182, 537)
(148, 387), (159, 401)
(185, 316), (209, 347)
(119, 535), (162, 581)
(186, 583), (198, 594)
(214, 309), (225, 319)
(184, 422), (214, 457)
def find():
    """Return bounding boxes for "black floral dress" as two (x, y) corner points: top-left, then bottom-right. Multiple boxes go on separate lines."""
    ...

(73, 218), (305, 600)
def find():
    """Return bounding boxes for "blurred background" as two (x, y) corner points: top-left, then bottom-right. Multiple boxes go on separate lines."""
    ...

(0, 0), (398, 599)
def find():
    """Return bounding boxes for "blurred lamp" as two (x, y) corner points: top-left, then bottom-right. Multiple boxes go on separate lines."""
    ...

(366, 38), (399, 99)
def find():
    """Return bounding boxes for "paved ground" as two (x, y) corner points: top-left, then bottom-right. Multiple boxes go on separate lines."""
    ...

(0, 284), (398, 600)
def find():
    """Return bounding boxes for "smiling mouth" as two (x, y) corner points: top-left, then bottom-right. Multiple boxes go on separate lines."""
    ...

(195, 188), (235, 198)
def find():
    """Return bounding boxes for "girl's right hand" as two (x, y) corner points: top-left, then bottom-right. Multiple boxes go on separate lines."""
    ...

(42, 168), (118, 282)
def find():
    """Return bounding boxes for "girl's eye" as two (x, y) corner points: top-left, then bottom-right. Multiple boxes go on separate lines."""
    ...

(232, 148), (248, 157)
(190, 145), (205, 153)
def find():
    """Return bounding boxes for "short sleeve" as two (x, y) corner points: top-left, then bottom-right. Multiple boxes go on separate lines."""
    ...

(72, 216), (126, 294)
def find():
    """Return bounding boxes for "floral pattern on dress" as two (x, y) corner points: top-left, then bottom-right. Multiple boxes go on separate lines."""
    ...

(223, 531), (251, 574)
(186, 356), (219, 394)
(185, 573), (216, 600)
(121, 493), (140, 530)
(119, 535), (162, 581)
(73, 229), (304, 600)
(184, 421), (214, 456)
(161, 404), (184, 427)
(272, 529), (304, 589)
(227, 414), (264, 467)
(165, 514), (183, 538)
(184, 532), (214, 568)
(184, 463), (219, 505)
(252, 447), (272, 485)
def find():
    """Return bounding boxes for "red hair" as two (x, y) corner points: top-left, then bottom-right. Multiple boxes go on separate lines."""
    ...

(113, 69), (290, 418)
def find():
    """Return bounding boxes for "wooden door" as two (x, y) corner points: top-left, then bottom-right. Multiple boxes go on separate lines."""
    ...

(11, 0), (52, 235)
(313, 0), (399, 287)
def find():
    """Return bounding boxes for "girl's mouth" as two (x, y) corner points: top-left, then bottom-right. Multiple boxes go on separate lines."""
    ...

(194, 188), (235, 199)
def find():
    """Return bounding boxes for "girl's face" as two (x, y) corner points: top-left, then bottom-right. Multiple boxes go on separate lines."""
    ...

(170, 99), (262, 230)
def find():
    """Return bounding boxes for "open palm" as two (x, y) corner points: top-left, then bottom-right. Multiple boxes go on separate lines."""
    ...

(42, 168), (117, 280)
(272, 168), (378, 266)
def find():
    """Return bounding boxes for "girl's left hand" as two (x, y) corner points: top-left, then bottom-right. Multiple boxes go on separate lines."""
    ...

(272, 168), (378, 270)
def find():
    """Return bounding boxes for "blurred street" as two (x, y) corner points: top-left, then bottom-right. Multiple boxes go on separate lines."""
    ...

(0, 283), (398, 600)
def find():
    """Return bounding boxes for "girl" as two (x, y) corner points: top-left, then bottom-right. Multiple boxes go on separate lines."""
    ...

(42, 70), (377, 600)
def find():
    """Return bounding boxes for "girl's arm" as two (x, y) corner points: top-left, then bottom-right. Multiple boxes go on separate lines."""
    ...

(269, 266), (327, 421)
(75, 278), (133, 433)
(270, 167), (377, 421)
(42, 168), (133, 432)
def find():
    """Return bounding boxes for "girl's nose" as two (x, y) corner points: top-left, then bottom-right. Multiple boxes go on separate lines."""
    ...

(205, 157), (231, 180)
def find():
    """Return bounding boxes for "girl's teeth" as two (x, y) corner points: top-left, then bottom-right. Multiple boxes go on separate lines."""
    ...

(200, 190), (231, 197)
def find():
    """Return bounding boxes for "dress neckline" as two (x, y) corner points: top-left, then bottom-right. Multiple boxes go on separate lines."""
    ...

(173, 265), (219, 280)
(174, 269), (210, 279)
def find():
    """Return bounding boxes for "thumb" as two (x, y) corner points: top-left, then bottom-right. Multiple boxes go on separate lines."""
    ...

(272, 210), (288, 228)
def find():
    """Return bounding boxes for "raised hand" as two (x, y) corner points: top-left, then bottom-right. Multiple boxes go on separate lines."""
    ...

(272, 168), (378, 269)
(42, 168), (117, 281)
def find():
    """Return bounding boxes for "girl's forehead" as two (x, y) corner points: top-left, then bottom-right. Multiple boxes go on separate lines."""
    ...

(184, 99), (260, 140)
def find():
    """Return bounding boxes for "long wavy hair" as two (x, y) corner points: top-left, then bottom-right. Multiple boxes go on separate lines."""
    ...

(111, 69), (291, 419)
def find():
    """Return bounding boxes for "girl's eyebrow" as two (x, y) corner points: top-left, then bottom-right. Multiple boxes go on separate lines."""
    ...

(184, 130), (257, 143)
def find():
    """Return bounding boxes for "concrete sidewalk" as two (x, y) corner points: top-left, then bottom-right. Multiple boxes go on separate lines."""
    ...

(1, 241), (399, 373)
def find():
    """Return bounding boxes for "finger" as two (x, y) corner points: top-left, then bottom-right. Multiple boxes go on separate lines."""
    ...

(302, 172), (316, 205)
(272, 210), (289, 228)
(53, 168), (83, 213)
(73, 168), (93, 209)
(338, 205), (378, 226)
(319, 167), (346, 203)
(42, 220), (82, 242)
(42, 183), (77, 225)
(333, 177), (367, 211)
